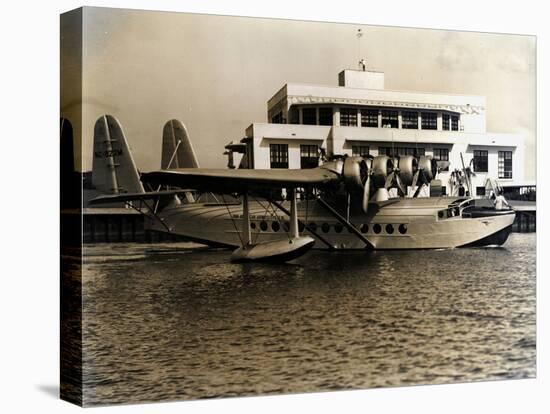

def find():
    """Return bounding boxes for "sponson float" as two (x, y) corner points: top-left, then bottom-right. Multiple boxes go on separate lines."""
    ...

(91, 115), (515, 262)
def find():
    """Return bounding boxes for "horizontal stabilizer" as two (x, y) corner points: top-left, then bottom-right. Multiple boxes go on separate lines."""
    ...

(89, 189), (195, 205)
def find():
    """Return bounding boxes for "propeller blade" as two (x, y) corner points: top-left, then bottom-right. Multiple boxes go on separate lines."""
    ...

(413, 170), (428, 197)
(362, 174), (371, 214)
(395, 173), (407, 196)
(431, 158), (439, 178)
(385, 172), (394, 189)
(411, 170), (419, 195)
(419, 168), (428, 185)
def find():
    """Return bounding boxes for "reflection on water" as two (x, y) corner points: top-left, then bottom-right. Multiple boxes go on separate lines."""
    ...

(79, 234), (536, 406)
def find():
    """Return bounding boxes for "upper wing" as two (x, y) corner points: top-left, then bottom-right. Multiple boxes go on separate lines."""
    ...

(141, 167), (340, 193)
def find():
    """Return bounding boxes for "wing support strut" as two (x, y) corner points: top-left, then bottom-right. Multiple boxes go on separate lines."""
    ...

(123, 199), (172, 234)
(242, 192), (251, 246)
(315, 197), (374, 249)
(289, 188), (299, 239)
(267, 196), (335, 250)
(231, 188), (315, 262)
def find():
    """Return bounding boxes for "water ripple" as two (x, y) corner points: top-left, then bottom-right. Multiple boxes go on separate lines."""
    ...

(77, 234), (536, 406)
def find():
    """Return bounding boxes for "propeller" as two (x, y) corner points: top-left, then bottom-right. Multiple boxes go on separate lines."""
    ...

(342, 156), (373, 214)
(361, 170), (372, 214)
(412, 169), (428, 197)
(384, 158), (407, 196)
(411, 156), (438, 197)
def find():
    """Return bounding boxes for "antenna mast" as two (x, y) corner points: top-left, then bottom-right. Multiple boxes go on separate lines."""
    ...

(357, 29), (366, 71)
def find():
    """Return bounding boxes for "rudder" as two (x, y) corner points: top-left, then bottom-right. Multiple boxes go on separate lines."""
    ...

(92, 115), (145, 194)
(161, 119), (199, 169)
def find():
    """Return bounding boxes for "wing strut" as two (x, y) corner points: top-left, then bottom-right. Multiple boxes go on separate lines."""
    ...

(267, 197), (335, 250)
(315, 197), (375, 249)
(242, 192), (251, 246)
(231, 189), (315, 262)
(289, 188), (299, 239)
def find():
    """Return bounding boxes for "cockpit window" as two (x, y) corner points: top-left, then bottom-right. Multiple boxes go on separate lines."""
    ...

(438, 198), (474, 220)
(438, 206), (461, 220)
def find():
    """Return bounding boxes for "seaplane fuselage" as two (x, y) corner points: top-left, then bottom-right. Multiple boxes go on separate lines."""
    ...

(147, 196), (515, 250)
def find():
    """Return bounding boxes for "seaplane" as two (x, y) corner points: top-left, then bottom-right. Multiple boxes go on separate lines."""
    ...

(90, 115), (516, 262)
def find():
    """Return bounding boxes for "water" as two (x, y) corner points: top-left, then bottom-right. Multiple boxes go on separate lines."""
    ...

(78, 234), (536, 406)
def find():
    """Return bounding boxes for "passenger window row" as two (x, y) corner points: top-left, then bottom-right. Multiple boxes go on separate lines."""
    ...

(249, 221), (408, 235)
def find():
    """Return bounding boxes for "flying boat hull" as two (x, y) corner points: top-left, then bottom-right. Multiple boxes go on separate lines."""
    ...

(147, 197), (515, 250)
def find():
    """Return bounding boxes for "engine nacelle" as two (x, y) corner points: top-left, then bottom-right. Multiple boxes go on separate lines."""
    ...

(396, 155), (418, 187)
(371, 155), (393, 188)
(343, 156), (369, 192)
(418, 155), (438, 183)
(332, 154), (438, 196)
(320, 158), (344, 175)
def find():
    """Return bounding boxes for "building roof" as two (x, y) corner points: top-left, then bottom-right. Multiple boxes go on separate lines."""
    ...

(268, 82), (486, 115)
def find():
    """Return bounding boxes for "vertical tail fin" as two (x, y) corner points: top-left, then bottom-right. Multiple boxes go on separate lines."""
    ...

(92, 115), (145, 194)
(161, 119), (199, 169)
(161, 119), (198, 204)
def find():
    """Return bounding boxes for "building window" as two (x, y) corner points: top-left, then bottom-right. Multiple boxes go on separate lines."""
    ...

(476, 186), (486, 196)
(381, 110), (398, 128)
(271, 112), (283, 124)
(361, 109), (378, 127)
(319, 108), (333, 126)
(451, 115), (459, 131)
(378, 147), (390, 156)
(340, 108), (358, 126)
(421, 112), (437, 130)
(289, 108), (299, 124)
(441, 186), (447, 196)
(410, 147), (425, 157)
(352, 145), (370, 157)
(402, 111), (418, 129)
(442, 114), (450, 130)
(270, 144), (289, 169)
(473, 150), (488, 173)
(302, 108), (317, 125)
(379, 147), (425, 157)
(300, 145), (319, 169)
(498, 151), (513, 179)
(433, 148), (449, 161)
(433, 148), (449, 171)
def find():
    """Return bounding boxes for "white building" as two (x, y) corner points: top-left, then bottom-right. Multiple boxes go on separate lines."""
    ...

(232, 69), (525, 197)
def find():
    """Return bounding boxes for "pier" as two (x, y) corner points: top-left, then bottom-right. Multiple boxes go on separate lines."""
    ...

(509, 201), (536, 232)
(81, 208), (184, 243)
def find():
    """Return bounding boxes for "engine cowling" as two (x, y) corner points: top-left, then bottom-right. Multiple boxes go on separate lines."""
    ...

(343, 156), (369, 191)
(417, 155), (438, 183)
(371, 155), (393, 188)
(395, 155), (418, 187)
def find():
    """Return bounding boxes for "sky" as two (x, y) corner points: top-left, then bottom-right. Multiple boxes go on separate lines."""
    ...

(63, 7), (536, 179)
